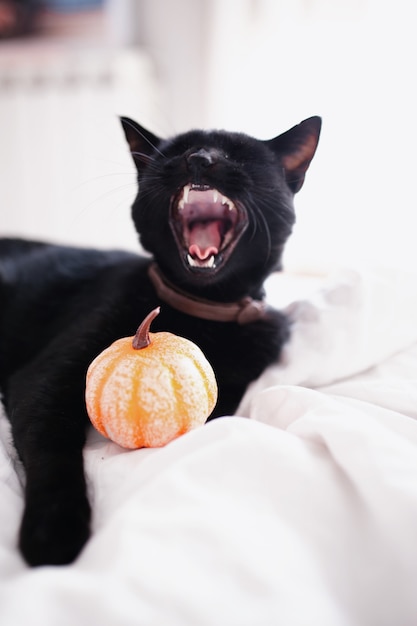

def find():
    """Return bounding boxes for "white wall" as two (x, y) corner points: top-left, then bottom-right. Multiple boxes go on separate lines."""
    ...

(202, 0), (417, 271)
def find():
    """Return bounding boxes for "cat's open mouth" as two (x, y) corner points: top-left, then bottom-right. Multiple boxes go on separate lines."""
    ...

(170, 184), (248, 272)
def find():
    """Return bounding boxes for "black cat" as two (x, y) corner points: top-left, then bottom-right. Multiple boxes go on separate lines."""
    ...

(0, 115), (321, 566)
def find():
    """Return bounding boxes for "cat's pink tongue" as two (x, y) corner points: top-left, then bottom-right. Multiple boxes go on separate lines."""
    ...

(188, 221), (220, 260)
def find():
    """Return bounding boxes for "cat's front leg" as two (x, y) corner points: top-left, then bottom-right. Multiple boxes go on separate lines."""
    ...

(18, 444), (90, 566)
(6, 360), (91, 567)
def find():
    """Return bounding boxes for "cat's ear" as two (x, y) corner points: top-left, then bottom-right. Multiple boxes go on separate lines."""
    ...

(120, 117), (161, 168)
(266, 116), (321, 193)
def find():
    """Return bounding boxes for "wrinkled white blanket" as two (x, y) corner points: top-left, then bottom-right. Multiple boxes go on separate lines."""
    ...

(1, 266), (417, 626)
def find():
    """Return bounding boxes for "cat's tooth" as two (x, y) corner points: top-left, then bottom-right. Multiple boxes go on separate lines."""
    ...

(222, 196), (235, 211)
(183, 184), (190, 203)
(178, 198), (185, 210)
(222, 196), (234, 209)
(187, 253), (215, 268)
(212, 190), (219, 203)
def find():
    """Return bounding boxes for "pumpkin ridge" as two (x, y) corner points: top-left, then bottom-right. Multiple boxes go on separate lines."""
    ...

(181, 343), (218, 414)
(100, 353), (143, 448)
(164, 351), (209, 432)
(87, 341), (141, 441)
(165, 361), (187, 437)
(85, 346), (128, 437)
(138, 364), (179, 447)
(126, 356), (144, 448)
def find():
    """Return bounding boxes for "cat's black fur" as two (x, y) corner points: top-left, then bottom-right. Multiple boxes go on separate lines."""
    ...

(0, 116), (321, 566)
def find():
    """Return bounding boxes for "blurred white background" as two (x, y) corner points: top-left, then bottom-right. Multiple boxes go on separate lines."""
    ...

(0, 0), (416, 272)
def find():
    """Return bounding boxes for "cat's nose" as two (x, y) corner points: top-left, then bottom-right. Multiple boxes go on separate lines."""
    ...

(186, 149), (213, 171)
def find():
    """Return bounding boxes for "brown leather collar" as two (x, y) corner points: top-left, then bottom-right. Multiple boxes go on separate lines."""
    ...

(148, 263), (268, 325)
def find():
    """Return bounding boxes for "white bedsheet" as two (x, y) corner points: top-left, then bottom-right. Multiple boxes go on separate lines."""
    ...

(1, 266), (417, 626)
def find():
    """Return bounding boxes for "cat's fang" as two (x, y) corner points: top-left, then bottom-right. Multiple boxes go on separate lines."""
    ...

(183, 184), (191, 203)
(187, 254), (197, 267)
(221, 196), (235, 211)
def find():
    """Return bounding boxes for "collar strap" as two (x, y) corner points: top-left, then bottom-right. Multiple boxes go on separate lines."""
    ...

(148, 263), (267, 325)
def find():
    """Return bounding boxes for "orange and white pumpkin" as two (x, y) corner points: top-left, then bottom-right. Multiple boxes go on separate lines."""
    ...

(85, 308), (218, 449)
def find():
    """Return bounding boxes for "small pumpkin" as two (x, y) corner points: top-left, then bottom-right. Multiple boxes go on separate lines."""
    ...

(85, 307), (218, 449)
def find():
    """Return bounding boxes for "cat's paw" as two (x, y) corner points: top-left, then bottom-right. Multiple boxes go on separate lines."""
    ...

(19, 496), (91, 566)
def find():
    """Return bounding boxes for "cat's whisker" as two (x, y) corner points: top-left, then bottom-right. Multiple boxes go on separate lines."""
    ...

(244, 194), (274, 266)
(71, 181), (139, 224)
(131, 151), (156, 166)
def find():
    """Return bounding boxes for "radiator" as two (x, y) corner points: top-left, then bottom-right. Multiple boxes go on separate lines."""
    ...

(0, 44), (158, 251)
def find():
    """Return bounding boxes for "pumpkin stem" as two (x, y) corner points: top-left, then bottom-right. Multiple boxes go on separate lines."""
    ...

(132, 307), (161, 350)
